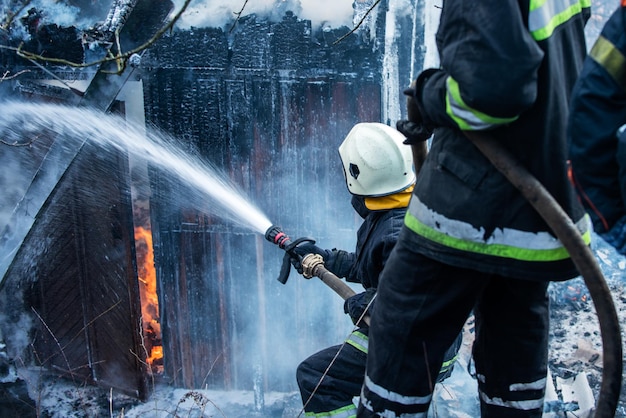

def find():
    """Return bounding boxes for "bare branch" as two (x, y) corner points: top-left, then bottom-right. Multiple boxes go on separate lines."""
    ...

(333, 0), (381, 45)
(31, 307), (76, 386)
(0, 133), (39, 147)
(173, 391), (228, 418)
(63, 300), (122, 351)
(10, 0), (192, 75)
(0, 68), (30, 82)
(201, 352), (223, 388)
(230, 0), (250, 33)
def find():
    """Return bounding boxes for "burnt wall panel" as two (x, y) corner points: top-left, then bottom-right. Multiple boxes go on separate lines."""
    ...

(141, 8), (409, 392)
(231, 18), (272, 69)
(0, 141), (146, 398)
(194, 77), (227, 160)
(270, 12), (311, 70)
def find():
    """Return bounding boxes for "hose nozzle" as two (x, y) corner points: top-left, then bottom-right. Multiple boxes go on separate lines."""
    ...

(265, 225), (293, 249)
(264, 225), (315, 284)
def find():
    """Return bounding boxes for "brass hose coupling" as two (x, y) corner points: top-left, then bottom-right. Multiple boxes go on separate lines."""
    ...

(301, 253), (325, 279)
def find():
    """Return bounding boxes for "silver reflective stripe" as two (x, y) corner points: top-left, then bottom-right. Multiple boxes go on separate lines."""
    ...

(479, 390), (545, 411)
(478, 376), (546, 411)
(529, 0), (587, 41)
(407, 195), (567, 249)
(445, 77), (517, 130)
(405, 195), (592, 260)
(364, 375), (432, 406)
(447, 0), (589, 127)
(510, 377), (546, 391)
(359, 392), (429, 418)
(345, 331), (368, 354)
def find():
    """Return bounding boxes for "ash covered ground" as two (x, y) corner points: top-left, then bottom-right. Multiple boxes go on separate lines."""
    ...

(4, 235), (625, 418)
(546, 235), (626, 417)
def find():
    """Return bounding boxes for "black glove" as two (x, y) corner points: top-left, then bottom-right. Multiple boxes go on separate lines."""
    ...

(288, 242), (329, 275)
(396, 119), (432, 144)
(344, 288), (376, 326)
(398, 69), (439, 145)
(324, 249), (354, 278)
(292, 242), (329, 258)
(288, 254), (304, 275)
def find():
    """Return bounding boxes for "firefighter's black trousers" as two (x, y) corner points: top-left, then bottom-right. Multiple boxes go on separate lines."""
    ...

(357, 238), (550, 418)
(297, 326), (461, 416)
(297, 331), (367, 416)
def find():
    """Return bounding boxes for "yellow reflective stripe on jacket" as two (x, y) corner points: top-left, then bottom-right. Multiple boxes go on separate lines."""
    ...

(445, 77), (518, 130)
(304, 403), (356, 417)
(589, 35), (626, 92)
(439, 352), (458, 374)
(345, 330), (368, 354)
(405, 196), (592, 262)
(445, 0), (589, 130)
(529, 0), (590, 41)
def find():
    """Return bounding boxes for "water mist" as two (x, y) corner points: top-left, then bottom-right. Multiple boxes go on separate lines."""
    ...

(0, 101), (274, 236)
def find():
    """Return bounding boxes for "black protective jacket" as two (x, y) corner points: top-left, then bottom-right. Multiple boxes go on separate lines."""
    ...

(406, 0), (591, 281)
(327, 196), (405, 290)
(296, 196), (460, 415)
(569, 5), (626, 234)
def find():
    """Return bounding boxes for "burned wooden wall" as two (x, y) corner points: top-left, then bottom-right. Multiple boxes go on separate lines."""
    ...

(0, 133), (147, 399)
(140, 12), (391, 391)
(0, 0), (428, 397)
(0, 0), (175, 401)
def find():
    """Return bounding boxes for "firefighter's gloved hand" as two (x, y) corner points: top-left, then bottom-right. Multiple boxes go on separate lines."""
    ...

(293, 243), (329, 259)
(289, 243), (328, 276)
(404, 82), (423, 125)
(399, 69), (439, 145)
(325, 249), (354, 278)
(397, 119), (432, 145)
(289, 254), (304, 275)
(344, 288), (376, 326)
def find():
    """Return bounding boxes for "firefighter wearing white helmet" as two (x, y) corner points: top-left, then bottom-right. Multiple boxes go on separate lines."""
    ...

(291, 122), (461, 417)
(338, 122), (415, 197)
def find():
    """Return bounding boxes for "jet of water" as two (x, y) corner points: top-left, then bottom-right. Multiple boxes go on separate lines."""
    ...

(0, 101), (273, 235)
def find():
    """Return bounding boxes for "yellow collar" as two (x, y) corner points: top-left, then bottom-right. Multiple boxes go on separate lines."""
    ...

(364, 185), (414, 211)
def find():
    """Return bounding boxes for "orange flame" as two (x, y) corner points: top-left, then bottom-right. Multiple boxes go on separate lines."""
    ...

(134, 226), (163, 372)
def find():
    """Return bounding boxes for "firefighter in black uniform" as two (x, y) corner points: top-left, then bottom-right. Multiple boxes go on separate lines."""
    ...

(293, 122), (462, 417)
(357, 0), (592, 417)
(569, 3), (626, 255)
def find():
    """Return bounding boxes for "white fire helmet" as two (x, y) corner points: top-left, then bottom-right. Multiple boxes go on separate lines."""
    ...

(338, 122), (415, 197)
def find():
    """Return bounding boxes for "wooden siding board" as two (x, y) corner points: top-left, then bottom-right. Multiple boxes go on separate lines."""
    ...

(145, 70), (382, 390)
(2, 140), (147, 398)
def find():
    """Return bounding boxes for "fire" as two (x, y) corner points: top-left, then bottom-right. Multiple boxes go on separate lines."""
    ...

(134, 226), (163, 373)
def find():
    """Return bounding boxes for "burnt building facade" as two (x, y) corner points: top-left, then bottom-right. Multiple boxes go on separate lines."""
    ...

(0, 0), (425, 400)
(139, 5), (424, 391)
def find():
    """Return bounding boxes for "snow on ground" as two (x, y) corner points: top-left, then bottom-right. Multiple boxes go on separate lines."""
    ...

(15, 349), (482, 417)
(7, 234), (626, 417)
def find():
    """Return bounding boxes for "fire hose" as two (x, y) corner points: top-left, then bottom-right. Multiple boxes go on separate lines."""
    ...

(463, 131), (622, 418)
(404, 72), (621, 415)
(264, 226), (370, 325)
